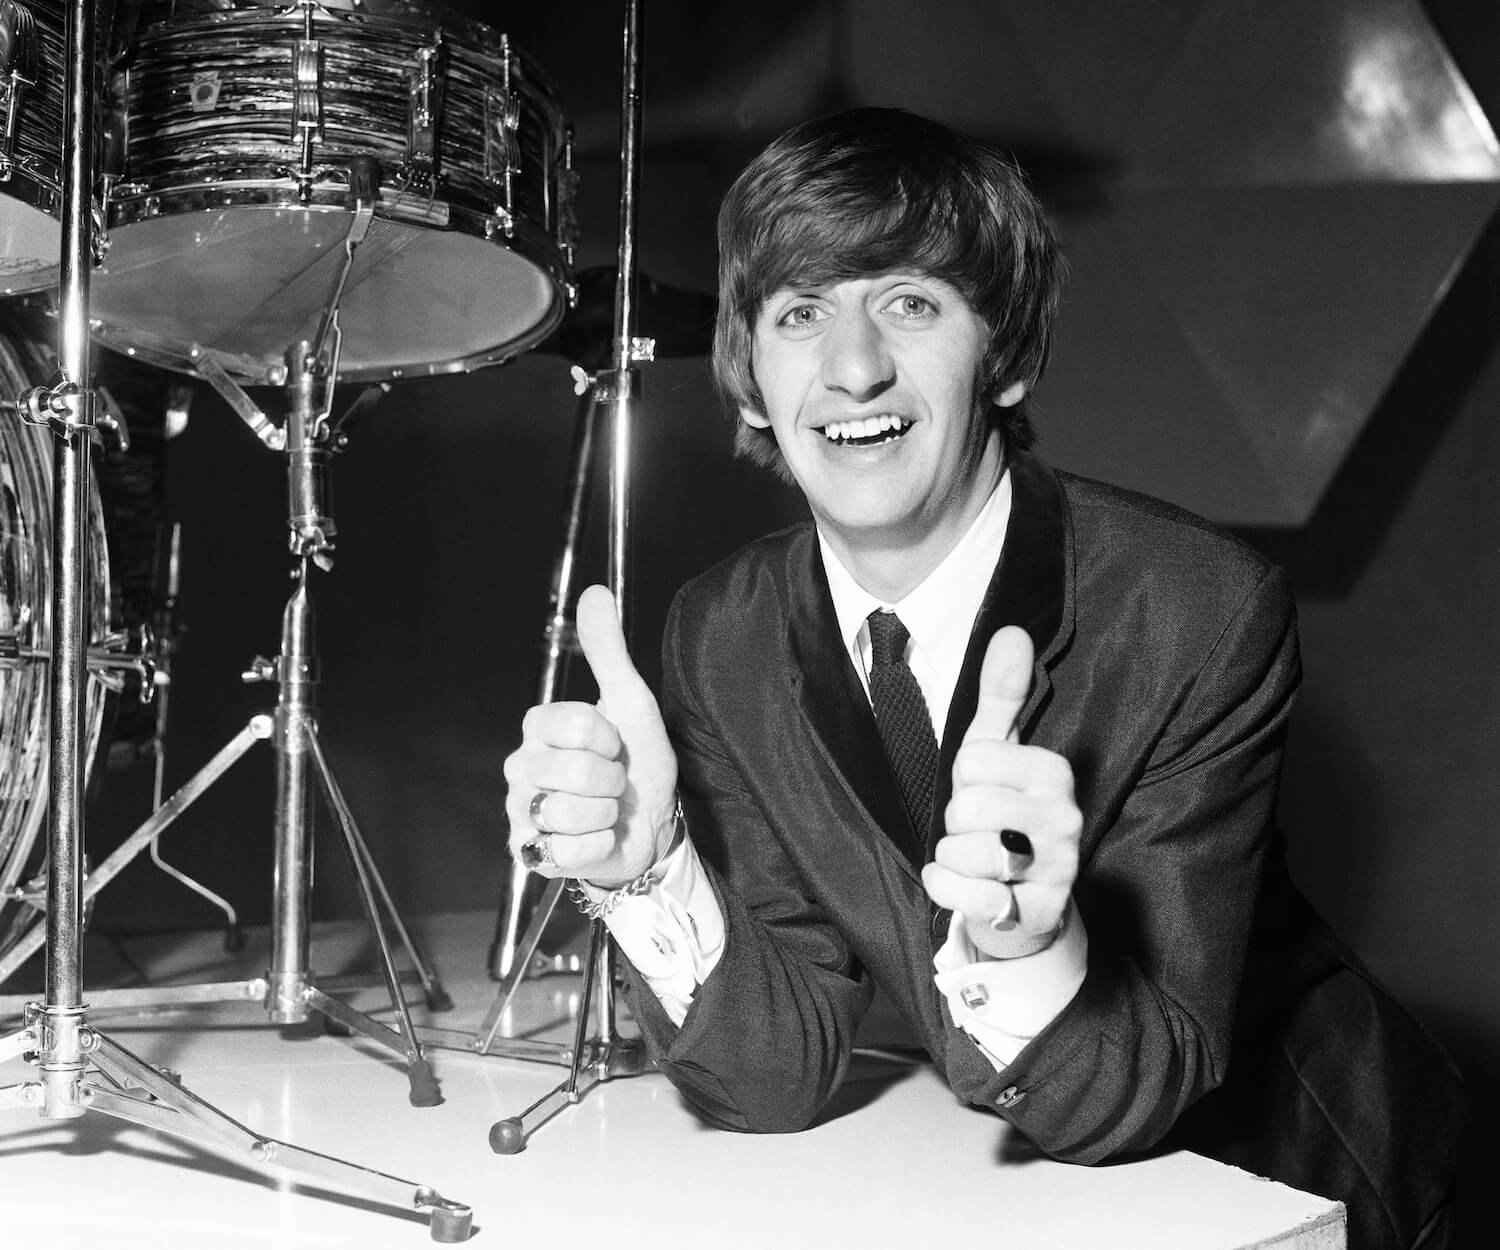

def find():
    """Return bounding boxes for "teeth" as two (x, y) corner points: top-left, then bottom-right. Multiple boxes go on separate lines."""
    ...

(822, 415), (912, 443)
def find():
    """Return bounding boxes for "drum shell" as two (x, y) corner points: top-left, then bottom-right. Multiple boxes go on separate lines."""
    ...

(91, 4), (576, 383)
(0, 317), (110, 911)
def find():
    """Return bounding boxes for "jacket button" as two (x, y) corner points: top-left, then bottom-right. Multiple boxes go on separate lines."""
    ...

(997, 1085), (1025, 1108)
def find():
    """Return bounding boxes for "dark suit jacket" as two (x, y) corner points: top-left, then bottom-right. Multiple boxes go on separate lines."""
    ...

(623, 451), (1464, 1250)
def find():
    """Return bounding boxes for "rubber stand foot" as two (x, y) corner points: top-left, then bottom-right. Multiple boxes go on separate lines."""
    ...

(429, 1205), (473, 1243)
(426, 987), (454, 1013)
(223, 925), (246, 954)
(408, 1059), (443, 1108)
(488, 1118), (525, 1155)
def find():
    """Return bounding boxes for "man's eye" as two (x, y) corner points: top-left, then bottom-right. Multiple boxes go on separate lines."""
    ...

(778, 304), (824, 328)
(889, 294), (934, 318)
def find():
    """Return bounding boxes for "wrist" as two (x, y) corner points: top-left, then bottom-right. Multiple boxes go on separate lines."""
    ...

(572, 796), (686, 915)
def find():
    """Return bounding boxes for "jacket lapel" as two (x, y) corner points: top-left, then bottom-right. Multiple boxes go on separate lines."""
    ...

(928, 450), (1075, 858)
(786, 534), (926, 869)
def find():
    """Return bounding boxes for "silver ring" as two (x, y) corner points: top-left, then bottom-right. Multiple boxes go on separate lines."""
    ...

(529, 790), (555, 834)
(520, 835), (555, 871)
(988, 884), (1020, 932)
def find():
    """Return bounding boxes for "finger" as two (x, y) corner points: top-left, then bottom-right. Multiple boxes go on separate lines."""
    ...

(511, 828), (617, 877)
(933, 828), (1076, 885)
(505, 746), (627, 800)
(943, 785), (1079, 848)
(576, 585), (655, 718)
(951, 739), (1073, 793)
(508, 791), (619, 838)
(962, 625), (1034, 746)
(921, 863), (1022, 926)
(923, 863), (1069, 936)
(519, 701), (623, 759)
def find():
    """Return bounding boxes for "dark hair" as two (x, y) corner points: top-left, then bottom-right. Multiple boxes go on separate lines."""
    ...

(712, 107), (1066, 478)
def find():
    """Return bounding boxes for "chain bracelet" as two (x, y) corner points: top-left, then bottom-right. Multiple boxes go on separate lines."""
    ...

(566, 796), (686, 921)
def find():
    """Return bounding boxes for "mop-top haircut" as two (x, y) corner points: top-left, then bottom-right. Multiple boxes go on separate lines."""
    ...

(712, 107), (1066, 479)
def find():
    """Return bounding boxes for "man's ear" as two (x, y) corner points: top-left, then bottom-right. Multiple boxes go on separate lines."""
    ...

(739, 405), (771, 429)
(995, 381), (1027, 408)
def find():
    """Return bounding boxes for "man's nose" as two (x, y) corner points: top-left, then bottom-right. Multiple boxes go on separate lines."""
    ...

(820, 307), (895, 401)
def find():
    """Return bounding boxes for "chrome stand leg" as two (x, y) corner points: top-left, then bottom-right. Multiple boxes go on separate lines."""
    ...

(1, 1013), (472, 1240)
(487, 385), (600, 982)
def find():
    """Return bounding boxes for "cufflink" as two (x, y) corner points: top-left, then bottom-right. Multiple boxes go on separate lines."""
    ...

(959, 983), (990, 1011)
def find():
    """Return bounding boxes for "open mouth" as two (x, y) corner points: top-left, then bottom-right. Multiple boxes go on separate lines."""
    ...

(820, 416), (914, 447)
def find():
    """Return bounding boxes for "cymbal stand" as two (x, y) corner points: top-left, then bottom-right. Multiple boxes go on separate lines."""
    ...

(429, 0), (653, 1153)
(484, 379), (599, 985)
(0, 0), (470, 1237)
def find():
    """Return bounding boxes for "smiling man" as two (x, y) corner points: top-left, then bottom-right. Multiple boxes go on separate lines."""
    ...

(503, 109), (1464, 1250)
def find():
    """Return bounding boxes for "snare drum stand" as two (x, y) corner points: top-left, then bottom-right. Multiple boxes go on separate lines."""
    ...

(0, 0), (469, 1237)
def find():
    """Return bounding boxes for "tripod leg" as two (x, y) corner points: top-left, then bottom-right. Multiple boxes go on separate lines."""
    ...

(475, 877), (567, 1053)
(21, 1031), (471, 1241)
(489, 915), (606, 1155)
(306, 728), (441, 1107)
(487, 857), (541, 980)
(0, 717), (269, 986)
(307, 731), (451, 1012)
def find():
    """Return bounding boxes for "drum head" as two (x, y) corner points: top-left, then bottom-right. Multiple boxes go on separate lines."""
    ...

(0, 197), (63, 297)
(91, 202), (565, 382)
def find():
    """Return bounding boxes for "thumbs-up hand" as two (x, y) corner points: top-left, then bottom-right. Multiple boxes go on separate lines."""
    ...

(921, 626), (1081, 959)
(504, 584), (680, 889)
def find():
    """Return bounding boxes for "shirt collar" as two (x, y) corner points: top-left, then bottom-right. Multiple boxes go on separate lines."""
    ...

(819, 470), (1013, 674)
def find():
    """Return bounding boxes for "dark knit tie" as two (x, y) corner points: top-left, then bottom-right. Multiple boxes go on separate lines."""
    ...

(867, 610), (940, 837)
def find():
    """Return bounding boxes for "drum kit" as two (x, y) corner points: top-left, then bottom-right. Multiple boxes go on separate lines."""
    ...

(1, 0), (665, 1236)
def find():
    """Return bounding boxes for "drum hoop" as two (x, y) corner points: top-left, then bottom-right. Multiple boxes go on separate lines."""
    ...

(0, 161), (63, 212)
(103, 178), (571, 288)
(91, 188), (572, 385)
(106, 174), (558, 242)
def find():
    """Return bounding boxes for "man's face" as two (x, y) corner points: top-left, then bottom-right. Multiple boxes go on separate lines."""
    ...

(741, 273), (1019, 578)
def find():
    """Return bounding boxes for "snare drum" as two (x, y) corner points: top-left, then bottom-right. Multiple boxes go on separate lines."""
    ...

(90, 1), (577, 384)
(0, 314), (110, 936)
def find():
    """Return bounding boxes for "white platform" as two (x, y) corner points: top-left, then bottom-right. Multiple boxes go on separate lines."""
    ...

(1, 911), (1345, 1250)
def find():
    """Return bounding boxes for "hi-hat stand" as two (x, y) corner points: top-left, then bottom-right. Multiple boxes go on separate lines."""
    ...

(418, 0), (655, 1152)
(0, 5), (469, 1235)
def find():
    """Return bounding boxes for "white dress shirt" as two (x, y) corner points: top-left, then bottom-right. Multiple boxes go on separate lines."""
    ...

(603, 470), (1087, 1068)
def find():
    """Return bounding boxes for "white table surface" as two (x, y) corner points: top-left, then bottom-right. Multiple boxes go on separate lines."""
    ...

(0, 911), (1345, 1250)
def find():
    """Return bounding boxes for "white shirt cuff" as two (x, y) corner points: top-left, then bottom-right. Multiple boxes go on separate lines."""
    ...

(601, 836), (726, 1025)
(932, 899), (1088, 1068)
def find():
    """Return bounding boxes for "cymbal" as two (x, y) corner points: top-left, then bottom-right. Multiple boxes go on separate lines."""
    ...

(538, 266), (716, 371)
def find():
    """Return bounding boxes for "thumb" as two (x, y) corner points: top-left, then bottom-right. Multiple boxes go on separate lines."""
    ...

(965, 625), (1034, 745)
(575, 584), (653, 715)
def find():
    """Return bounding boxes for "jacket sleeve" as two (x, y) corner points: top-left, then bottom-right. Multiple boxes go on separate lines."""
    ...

(949, 563), (1302, 1161)
(619, 591), (875, 1133)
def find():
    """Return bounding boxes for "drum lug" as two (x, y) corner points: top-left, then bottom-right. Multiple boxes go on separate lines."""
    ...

(292, 7), (324, 197)
(0, 0), (40, 175)
(557, 125), (580, 271)
(405, 35), (446, 181)
(485, 40), (520, 218)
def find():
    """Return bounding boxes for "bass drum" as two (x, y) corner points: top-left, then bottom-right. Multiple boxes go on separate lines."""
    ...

(0, 316), (110, 948)
(89, 0), (577, 384)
